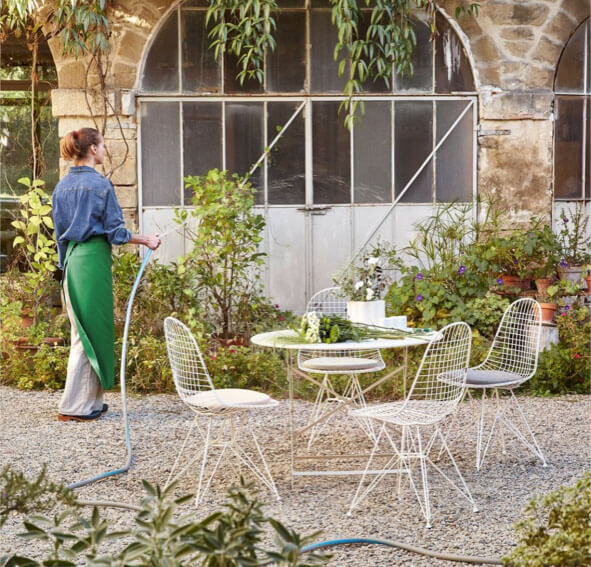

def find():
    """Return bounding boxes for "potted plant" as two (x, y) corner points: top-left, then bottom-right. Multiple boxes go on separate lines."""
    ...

(333, 241), (401, 325)
(537, 280), (581, 324)
(177, 169), (266, 341)
(522, 224), (561, 295)
(556, 204), (591, 283)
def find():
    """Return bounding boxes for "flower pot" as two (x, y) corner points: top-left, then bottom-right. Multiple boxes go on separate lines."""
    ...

(538, 302), (557, 324)
(558, 265), (583, 284)
(534, 278), (553, 296)
(347, 300), (385, 326)
(500, 275), (531, 291)
(585, 276), (591, 295)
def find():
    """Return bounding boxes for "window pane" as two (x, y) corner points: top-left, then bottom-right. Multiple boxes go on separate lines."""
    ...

(181, 10), (220, 93)
(267, 102), (306, 204)
(225, 102), (264, 197)
(436, 101), (473, 202)
(310, 10), (347, 93)
(141, 10), (179, 92)
(555, 20), (587, 93)
(224, 52), (264, 93)
(395, 101), (433, 203)
(554, 96), (584, 199)
(267, 11), (306, 92)
(312, 102), (350, 203)
(141, 102), (181, 206)
(354, 101), (391, 203)
(183, 102), (222, 203)
(395, 19), (433, 93)
(586, 99), (590, 198)
(435, 13), (474, 93)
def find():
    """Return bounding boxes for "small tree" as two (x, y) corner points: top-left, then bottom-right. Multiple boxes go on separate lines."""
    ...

(178, 170), (266, 339)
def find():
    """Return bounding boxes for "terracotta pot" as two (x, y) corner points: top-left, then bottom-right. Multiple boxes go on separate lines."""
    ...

(500, 275), (531, 292)
(534, 278), (554, 296)
(585, 276), (591, 295)
(211, 334), (249, 349)
(14, 336), (65, 352)
(538, 302), (557, 324)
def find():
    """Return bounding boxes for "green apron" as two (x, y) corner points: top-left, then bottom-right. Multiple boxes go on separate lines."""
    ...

(64, 236), (115, 390)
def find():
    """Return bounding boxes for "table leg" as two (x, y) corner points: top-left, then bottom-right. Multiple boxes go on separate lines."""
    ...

(403, 346), (408, 398)
(288, 351), (295, 489)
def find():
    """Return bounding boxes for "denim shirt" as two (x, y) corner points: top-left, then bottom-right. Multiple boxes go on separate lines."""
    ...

(52, 166), (132, 268)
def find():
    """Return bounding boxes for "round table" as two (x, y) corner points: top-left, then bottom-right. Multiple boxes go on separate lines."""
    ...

(251, 329), (440, 478)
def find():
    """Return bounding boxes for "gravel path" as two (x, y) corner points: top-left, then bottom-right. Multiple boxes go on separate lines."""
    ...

(1, 386), (590, 565)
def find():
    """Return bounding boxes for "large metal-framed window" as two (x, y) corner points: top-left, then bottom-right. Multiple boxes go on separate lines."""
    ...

(138, 2), (477, 211)
(554, 18), (590, 201)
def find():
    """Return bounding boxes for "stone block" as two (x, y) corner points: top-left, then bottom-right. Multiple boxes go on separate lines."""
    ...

(52, 89), (119, 118)
(58, 117), (105, 137)
(56, 60), (88, 89)
(471, 36), (504, 65)
(563, 0), (591, 25)
(120, 90), (137, 117)
(488, 1), (550, 26)
(114, 185), (138, 208)
(499, 26), (536, 41)
(114, 29), (149, 66)
(543, 9), (580, 45)
(481, 91), (554, 119)
(539, 324), (559, 351)
(104, 140), (137, 186)
(532, 35), (565, 68)
(522, 64), (555, 89)
(109, 62), (138, 90)
(502, 39), (535, 57)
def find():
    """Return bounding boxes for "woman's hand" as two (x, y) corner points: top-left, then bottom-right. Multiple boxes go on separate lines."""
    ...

(129, 234), (162, 250)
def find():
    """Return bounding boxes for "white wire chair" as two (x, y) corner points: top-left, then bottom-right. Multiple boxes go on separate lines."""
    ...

(465, 298), (545, 470)
(163, 316), (280, 506)
(298, 287), (385, 446)
(347, 322), (475, 528)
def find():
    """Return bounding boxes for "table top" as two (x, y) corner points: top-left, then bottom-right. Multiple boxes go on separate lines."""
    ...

(250, 329), (439, 351)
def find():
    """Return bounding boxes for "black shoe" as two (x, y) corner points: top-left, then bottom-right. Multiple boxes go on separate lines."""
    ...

(100, 403), (108, 414)
(58, 410), (101, 422)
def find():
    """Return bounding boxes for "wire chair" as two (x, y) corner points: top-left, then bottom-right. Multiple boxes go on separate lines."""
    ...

(347, 322), (475, 527)
(163, 316), (280, 506)
(465, 298), (545, 470)
(298, 287), (385, 446)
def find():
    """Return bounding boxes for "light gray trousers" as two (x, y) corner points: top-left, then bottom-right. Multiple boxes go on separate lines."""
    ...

(59, 275), (104, 416)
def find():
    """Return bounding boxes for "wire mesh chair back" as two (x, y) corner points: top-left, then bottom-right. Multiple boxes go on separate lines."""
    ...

(306, 287), (348, 317)
(479, 298), (541, 381)
(405, 322), (472, 416)
(164, 317), (216, 404)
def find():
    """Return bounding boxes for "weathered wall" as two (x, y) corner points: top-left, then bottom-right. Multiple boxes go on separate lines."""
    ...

(49, 0), (591, 228)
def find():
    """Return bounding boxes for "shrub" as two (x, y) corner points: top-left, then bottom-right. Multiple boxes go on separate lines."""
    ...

(504, 472), (591, 567)
(0, 475), (331, 567)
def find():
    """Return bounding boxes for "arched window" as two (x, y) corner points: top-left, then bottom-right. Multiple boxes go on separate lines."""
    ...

(138, 2), (477, 309)
(554, 18), (590, 201)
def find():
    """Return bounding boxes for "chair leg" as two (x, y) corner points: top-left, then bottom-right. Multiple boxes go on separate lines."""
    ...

(165, 416), (198, 488)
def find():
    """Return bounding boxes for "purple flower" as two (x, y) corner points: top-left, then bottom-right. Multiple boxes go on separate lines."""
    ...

(560, 259), (568, 268)
(563, 217), (569, 224)
(416, 294), (423, 302)
(415, 272), (424, 280)
(458, 265), (466, 275)
(497, 277), (504, 285)
(563, 304), (570, 312)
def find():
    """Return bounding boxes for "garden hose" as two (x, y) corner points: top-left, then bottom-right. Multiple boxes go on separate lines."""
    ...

(301, 537), (503, 565)
(67, 248), (153, 490)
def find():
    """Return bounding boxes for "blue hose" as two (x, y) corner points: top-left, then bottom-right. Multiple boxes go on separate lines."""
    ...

(302, 537), (503, 565)
(67, 249), (153, 490)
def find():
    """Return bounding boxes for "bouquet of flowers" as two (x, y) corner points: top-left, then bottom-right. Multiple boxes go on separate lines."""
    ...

(333, 241), (401, 301)
(297, 311), (430, 344)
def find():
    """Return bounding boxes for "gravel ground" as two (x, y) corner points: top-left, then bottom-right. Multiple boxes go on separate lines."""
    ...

(1, 385), (590, 565)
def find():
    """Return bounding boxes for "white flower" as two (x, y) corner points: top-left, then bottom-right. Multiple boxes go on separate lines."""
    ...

(367, 256), (379, 265)
(366, 288), (375, 300)
(355, 281), (364, 290)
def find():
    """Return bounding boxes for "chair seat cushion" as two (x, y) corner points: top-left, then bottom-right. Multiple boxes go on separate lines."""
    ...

(466, 369), (523, 387)
(185, 388), (272, 410)
(300, 356), (381, 372)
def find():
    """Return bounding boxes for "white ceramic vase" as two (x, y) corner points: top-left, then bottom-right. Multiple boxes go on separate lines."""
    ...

(347, 300), (386, 326)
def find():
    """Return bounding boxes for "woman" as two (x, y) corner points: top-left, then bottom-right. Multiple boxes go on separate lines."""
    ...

(53, 128), (160, 422)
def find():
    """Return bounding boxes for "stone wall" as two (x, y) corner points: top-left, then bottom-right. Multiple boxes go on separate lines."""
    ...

(49, 0), (591, 228)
